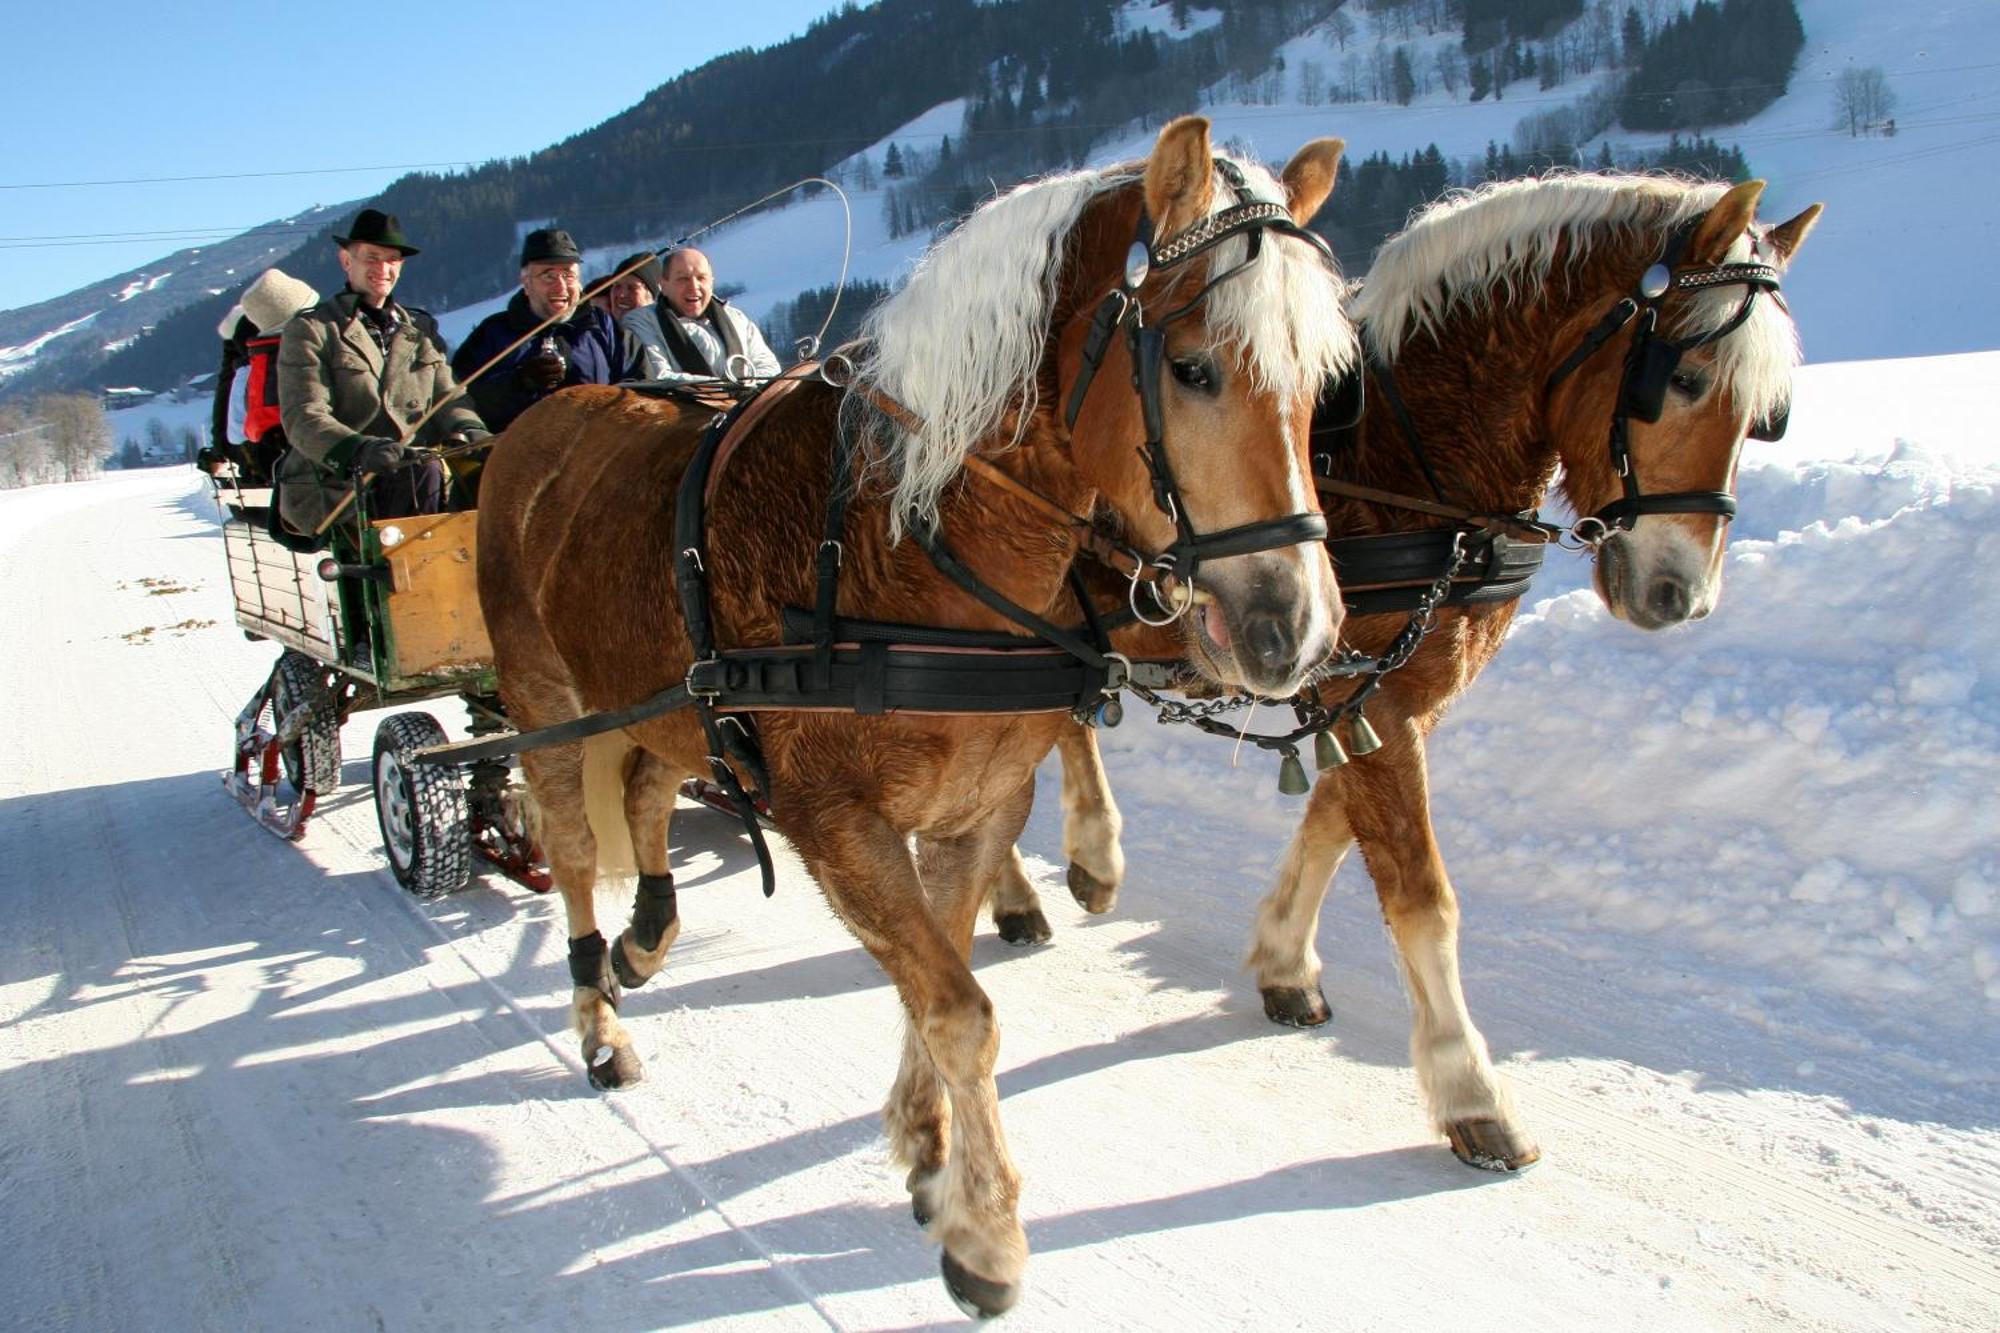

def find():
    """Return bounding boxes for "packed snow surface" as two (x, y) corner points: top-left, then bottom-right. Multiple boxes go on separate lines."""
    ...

(5, 348), (1996, 1328)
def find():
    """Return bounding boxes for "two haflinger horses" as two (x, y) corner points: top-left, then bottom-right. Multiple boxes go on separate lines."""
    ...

(989, 171), (1821, 1174)
(476, 118), (1356, 1315)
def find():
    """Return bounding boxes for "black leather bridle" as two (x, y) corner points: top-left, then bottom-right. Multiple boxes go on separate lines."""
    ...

(1544, 214), (1787, 546)
(1052, 158), (1339, 622)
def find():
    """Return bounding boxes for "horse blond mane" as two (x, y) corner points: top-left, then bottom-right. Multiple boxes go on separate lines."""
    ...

(1352, 172), (1801, 421)
(850, 155), (1355, 536)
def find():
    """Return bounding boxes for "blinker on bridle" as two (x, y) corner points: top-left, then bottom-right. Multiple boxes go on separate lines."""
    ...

(1063, 159), (1338, 624)
(1544, 214), (1788, 547)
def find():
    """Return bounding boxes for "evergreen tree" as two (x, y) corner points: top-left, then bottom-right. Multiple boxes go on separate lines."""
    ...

(1621, 4), (1646, 63)
(1392, 48), (1417, 105)
(883, 141), (906, 179)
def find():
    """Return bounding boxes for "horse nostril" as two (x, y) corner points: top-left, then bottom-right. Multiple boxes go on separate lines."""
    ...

(1244, 614), (1296, 672)
(1648, 579), (1691, 623)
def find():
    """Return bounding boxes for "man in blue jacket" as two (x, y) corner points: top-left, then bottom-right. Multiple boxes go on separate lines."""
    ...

(450, 228), (646, 435)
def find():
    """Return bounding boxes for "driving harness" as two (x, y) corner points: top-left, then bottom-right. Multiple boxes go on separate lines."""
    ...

(423, 162), (1345, 894)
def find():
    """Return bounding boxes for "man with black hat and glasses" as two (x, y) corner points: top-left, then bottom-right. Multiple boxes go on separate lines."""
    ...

(273, 208), (487, 537)
(450, 227), (646, 437)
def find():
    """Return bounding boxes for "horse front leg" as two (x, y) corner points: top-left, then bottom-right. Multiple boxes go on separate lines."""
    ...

(519, 740), (643, 1091)
(1346, 723), (1539, 1172)
(610, 747), (686, 990)
(1057, 720), (1124, 913)
(1247, 770), (1356, 1027)
(805, 792), (1027, 1318)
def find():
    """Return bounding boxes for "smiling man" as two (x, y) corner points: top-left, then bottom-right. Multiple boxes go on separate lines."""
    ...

(273, 209), (486, 538)
(626, 246), (781, 385)
(451, 227), (645, 435)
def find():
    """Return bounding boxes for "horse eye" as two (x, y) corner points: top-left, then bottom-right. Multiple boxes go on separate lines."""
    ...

(1169, 356), (1218, 394)
(1668, 368), (1707, 399)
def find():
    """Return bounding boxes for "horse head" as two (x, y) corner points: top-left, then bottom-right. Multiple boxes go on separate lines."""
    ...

(1546, 180), (1823, 629)
(1060, 118), (1355, 694)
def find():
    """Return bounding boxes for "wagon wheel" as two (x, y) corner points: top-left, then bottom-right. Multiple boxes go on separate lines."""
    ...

(270, 650), (342, 795)
(372, 712), (472, 897)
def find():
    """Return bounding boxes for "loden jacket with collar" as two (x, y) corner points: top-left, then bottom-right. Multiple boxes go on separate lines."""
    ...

(274, 289), (486, 535)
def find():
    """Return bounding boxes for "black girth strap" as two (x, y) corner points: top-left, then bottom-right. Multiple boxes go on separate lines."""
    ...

(675, 400), (782, 897)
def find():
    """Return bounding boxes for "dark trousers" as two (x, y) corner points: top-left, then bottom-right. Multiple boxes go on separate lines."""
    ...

(367, 456), (446, 519)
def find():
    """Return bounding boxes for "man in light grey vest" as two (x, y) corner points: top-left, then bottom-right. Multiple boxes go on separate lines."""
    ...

(624, 247), (781, 385)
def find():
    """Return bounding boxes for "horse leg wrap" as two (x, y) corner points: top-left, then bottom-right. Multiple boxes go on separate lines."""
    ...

(568, 930), (617, 1006)
(632, 873), (678, 951)
(614, 873), (678, 990)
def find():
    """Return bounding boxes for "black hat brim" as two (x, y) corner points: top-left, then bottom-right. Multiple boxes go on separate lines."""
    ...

(333, 232), (420, 257)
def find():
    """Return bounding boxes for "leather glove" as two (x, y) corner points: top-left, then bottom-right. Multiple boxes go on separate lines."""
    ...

(350, 436), (406, 477)
(517, 350), (567, 392)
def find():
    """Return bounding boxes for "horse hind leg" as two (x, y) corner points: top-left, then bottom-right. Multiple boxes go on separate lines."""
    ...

(519, 737), (645, 1091)
(1058, 721), (1124, 913)
(610, 747), (686, 990)
(987, 847), (1052, 946)
(1247, 771), (1356, 1028)
(1347, 732), (1539, 1171)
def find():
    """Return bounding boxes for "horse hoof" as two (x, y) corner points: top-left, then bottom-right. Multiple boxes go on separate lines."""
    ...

(585, 1042), (645, 1091)
(1446, 1119), (1541, 1173)
(1066, 863), (1118, 914)
(907, 1167), (942, 1227)
(1261, 985), (1331, 1027)
(610, 936), (649, 990)
(941, 1251), (1020, 1319)
(995, 910), (1052, 947)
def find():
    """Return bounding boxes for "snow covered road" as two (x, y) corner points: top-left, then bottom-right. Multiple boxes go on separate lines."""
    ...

(3, 357), (1997, 1330)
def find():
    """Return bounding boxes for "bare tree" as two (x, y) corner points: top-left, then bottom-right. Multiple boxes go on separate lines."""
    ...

(1298, 58), (1328, 106)
(0, 406), (52, 489)
(1328, 10), (1356, 51)
(34, 395), (111, 483)
(1435, 45), (1466, 98)
(1832, 65), (1898, 137)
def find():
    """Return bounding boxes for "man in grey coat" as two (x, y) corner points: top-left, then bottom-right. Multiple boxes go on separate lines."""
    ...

(624, 247), (782, 385)
(274, 209), (487, 539)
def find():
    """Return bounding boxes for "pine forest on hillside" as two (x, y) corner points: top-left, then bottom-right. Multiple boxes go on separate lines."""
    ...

(28, 0), (1805, 413)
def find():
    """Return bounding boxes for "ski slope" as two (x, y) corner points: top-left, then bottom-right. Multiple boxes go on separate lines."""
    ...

(3, 351), (1996, 1329)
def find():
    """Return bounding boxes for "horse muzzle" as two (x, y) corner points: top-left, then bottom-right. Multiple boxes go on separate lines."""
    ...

(1191, 550), (1342, 695)
(1594, 530), (1718, 630)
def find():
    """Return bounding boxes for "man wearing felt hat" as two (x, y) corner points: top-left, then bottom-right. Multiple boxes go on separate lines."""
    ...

(273, 208), (488, 539)
(450, 226), (646, 437)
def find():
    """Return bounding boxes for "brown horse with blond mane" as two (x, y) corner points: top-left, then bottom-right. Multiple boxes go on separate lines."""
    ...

(475, 117), (1356, 1315)
(990, 171), (1822, 1175)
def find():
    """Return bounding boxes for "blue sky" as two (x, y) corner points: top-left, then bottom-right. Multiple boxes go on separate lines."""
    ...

(0, 2), (853, 313)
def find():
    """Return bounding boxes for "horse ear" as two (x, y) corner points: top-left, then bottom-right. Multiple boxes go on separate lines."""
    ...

(1686, 179), (1765, 264)
(1280, 138), (1345, 228)
(1146, 115), (1216, 240)
(1763, 202), (1824, 264)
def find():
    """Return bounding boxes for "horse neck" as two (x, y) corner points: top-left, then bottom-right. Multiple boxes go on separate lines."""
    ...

(1346, 234), (1647, 530)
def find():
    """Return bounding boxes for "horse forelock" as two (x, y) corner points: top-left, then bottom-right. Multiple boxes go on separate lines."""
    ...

(851, 153), (1356, 537)
(1194, 157), (1358, 403)
(1353, 172), (1801, 422)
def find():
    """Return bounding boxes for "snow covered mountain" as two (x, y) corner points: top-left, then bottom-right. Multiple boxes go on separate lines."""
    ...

(12, 0), (1998, 422)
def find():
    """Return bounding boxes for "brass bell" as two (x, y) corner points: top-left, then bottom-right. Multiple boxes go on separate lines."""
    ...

(1314, 728), (1349, 770)
(1345, 712), (1384, 756)
(1277, 748), (1311, 796)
